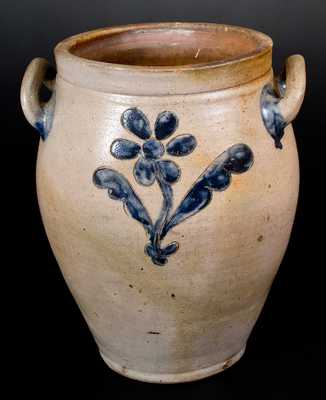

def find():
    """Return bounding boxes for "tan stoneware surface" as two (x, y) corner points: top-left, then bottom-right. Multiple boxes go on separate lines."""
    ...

(20, 23), (306, 383)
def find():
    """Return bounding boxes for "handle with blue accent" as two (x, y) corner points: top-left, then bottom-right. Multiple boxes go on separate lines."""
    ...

(261, 54), (306, 149)
(20, 58), (56, 140)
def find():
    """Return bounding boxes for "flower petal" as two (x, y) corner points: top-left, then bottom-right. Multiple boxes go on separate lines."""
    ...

(134, 158), (155, 186)
(110, 139), (141, 159)
(121, 108), (151, 140)
(154, 111), (178, 140)
(166, 134), (197, 157)
(158, 160), (181, 184)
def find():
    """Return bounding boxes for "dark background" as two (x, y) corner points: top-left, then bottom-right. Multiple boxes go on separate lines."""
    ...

(3, 1), (324, 398)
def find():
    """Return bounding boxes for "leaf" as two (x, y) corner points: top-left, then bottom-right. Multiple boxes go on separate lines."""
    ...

(161, 181), (212, 238)
(162, 241), (179, 256)
(161, 144), (254, 238)
(93, 168), (153, 234)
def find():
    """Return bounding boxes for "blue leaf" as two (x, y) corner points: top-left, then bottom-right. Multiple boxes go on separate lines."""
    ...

(223, 143), (254, 173)
(154, 111), (178, 140)
(161, 143), (254, 237)
(162, 241), (179, 256)
(93, 168), (153, 234)
(161, 181), (211, 238)
(121, 108), (152, 140)
(204, 168), (231, 191)
(166, 134), (197, 157)
(110, 139), (141, 159)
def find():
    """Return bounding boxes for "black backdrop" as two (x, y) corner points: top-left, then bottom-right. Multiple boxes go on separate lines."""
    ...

(3, 1), (325, 398)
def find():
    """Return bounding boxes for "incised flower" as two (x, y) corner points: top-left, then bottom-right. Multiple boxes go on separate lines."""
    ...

(110, 108), (197, 186)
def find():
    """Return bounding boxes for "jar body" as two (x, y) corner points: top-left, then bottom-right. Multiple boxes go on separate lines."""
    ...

(36, 70), (299, 382)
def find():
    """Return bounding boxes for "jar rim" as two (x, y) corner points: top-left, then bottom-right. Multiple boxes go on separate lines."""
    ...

(55, 22), (273, 95)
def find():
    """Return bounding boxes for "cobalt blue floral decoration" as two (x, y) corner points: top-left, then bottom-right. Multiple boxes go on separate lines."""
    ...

(111, 108), (196, 187)
(93, 108), (254, 266)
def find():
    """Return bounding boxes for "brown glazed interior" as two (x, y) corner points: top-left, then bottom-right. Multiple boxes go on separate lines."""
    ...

(70, 24), (272, 68)
(56, 23), (273, 94)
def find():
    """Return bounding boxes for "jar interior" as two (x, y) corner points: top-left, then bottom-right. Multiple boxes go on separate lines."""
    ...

(70, 25), (270, 67)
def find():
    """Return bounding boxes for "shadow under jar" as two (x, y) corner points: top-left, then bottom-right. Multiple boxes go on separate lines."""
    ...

(21, 23), (306, 383)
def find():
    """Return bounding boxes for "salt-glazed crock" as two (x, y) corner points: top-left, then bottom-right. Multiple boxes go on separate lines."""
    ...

(21, 23), (306, 383)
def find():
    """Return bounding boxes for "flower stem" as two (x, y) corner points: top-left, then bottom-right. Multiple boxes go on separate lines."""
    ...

(148, 163), (173, 265)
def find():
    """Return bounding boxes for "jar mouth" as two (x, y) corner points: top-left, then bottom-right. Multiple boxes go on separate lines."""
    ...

(63, 22), (272, 70)
(55, 23), (273, 95)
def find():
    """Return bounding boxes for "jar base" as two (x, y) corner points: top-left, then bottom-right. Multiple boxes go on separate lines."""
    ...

(99, 346), (246, 384)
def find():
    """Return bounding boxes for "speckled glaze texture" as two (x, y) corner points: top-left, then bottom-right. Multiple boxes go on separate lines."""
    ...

(21, 23), (306, 383)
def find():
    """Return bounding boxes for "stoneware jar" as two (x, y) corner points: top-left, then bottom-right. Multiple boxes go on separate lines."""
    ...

(21, 23), (306, 383)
